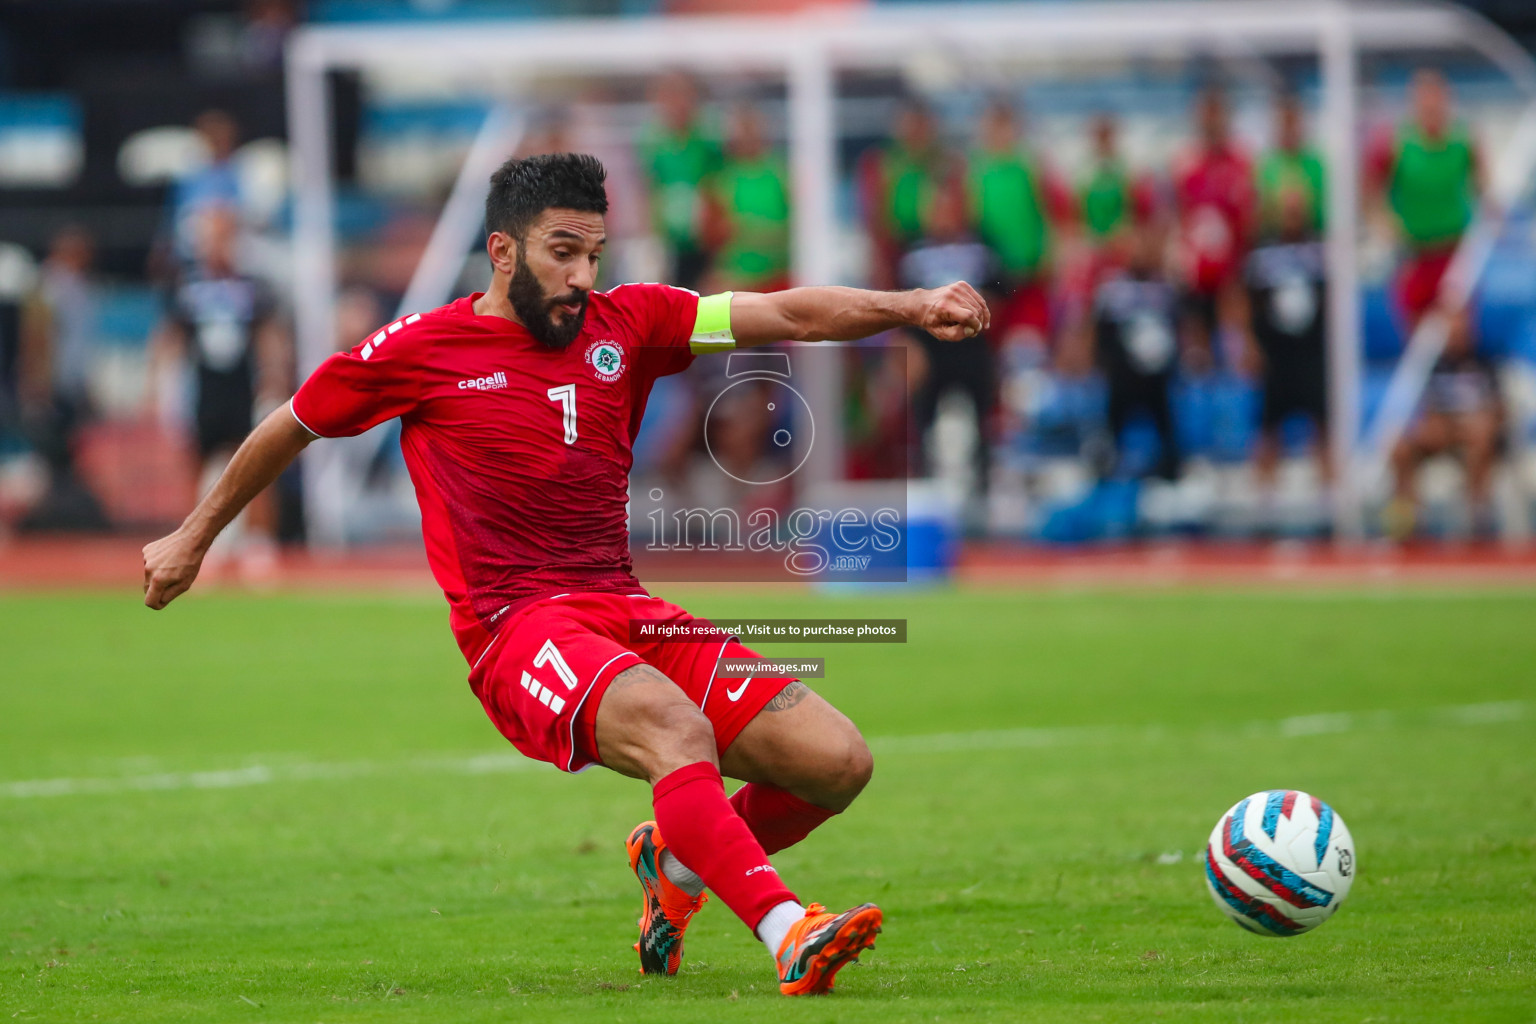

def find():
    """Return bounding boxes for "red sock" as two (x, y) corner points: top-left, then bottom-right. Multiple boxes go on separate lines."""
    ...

(653, 762), (798, 930)
(729, 782), (837, 854)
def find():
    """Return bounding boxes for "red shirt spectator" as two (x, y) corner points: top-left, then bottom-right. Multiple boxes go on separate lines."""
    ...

(1173, 89), (1255, 296)
(1173, 141), (1255, 294)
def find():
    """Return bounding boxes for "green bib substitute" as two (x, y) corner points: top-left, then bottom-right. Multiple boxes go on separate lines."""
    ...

(1257, 148), (1327, 235)
(1390, 123), (1475, 249)
(969, 150), (1049, 277)
(881, 147), (939, 245)
(641, 126), (724, 249)
(1080, 160), (1132, 241)
(712, 156), (791, 288)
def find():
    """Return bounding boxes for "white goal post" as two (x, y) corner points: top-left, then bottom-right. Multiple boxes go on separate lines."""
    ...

(284, 0), (1536, 545)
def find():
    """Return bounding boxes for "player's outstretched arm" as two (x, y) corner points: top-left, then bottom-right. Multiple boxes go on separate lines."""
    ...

(727, 283), (990, 347)
(142, 404), (316, 610)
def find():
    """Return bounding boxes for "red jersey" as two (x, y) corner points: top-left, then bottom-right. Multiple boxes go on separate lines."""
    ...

(290, 283), (700, 665)
(1173, 143), (1255, 293)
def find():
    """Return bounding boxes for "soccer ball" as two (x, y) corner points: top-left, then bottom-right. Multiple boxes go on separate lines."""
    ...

(1203, 790), (1355, 936)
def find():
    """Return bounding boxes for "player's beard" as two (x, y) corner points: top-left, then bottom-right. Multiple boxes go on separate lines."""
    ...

(507, 250), (589, 350)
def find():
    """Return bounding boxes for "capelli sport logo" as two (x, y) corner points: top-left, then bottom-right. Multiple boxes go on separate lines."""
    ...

(457, 372), (508, 391)
(584, 340), (626, 382)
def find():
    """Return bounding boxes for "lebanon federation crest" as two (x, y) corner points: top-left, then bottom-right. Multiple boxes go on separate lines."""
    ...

(584, 339), (626, 382)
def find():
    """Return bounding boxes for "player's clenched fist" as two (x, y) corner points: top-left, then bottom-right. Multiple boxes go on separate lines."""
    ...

(142, 530), (206, 610)
(914, 281), (991, 342)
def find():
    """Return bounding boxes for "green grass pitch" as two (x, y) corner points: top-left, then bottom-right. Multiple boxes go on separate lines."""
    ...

(2, 586), (1533, 1022)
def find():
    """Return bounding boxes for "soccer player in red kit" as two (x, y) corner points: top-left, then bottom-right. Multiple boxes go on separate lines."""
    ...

(141, 154), (989, 995)
(1173, 87), (1255, 368)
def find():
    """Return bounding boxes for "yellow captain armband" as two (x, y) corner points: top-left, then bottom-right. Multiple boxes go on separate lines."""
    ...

(689, 292), (735, 354)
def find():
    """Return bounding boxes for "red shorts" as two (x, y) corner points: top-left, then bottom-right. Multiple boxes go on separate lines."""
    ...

(1396, 248), (1455, 323)
(468, 592), (796, 773)
(995, 279), (1052, 345)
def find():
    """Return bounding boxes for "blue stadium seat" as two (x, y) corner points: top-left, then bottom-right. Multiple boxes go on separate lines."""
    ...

(94, 286), (163, 349)
(1036, 479), (1140, 545)
(311, 0), (667, 21)
(1476, 225), (1536, 358)
(364, 100), (492, 139)
(1361, 283), (1402, 361)
(1171, 374), (1258, 462)
(313, 0), (548, 22)
(0, 92), (83, 189)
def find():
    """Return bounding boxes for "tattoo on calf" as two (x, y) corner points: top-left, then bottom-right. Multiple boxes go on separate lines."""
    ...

(766, 681), (810, 712)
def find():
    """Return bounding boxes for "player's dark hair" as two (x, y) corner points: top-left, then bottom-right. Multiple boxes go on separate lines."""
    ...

(485, 152), (608, 241)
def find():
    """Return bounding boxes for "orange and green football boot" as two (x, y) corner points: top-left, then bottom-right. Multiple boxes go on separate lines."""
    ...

(625, 820), (707, 975)
(774, 902), (882, 995)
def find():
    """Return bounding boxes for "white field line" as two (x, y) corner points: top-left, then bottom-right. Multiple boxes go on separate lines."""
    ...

(0, 699), (1525, 801)
(0, 754), (549, 800)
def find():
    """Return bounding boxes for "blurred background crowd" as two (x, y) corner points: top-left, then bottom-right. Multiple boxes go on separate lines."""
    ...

(4, 0), (1536, 564)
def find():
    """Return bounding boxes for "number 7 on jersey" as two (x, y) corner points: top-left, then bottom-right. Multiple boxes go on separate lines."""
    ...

(546, 384), (577, 444)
